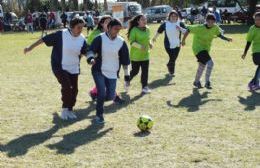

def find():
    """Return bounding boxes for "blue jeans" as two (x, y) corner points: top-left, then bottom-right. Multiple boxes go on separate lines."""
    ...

(92, 71), (117, 118)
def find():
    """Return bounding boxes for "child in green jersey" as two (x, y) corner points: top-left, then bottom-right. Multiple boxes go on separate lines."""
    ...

(242, 12), (260, 91)
(182, 13), (232, 89)
(87, 15), (111, 45)
(127, 14), (153, 94)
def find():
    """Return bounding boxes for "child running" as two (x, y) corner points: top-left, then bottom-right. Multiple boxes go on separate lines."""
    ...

(87, 19), (130, 124)
(152, 10), (187, 76)
(24, 18), (88, 120)
(128, 14), (153, 94)
(242, 12), (260, 91)
(182, 13), (232, 89)
(87, 16), (124, 103)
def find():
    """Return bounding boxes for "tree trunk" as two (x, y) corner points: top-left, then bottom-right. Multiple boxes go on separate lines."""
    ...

(83, 0), (87, 10)
(248, 0), (257, 24)
(61, 0), (66, 11)
(104, 0), (108, 10)
(94, 0), (98, 10)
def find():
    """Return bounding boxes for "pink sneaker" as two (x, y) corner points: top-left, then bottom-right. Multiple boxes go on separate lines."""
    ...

(89, 86), (98, 100)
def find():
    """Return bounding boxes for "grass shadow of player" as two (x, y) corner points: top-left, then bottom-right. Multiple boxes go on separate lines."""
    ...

(133, 131), (151, 137)
(104, 92), (144, 114)
(0, 102), (96, 158)
(149, 74), (175, 89)
(47, 120), (113, 154)
(167, 88), (222, 112)
(238, 91), (260, 111)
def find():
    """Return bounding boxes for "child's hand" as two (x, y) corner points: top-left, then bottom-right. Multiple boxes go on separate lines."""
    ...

(141, 45), (146, 51)
(24, 47), (31, 55)
(227, 37), (233, 42)
(149, 43), (153, 49)
(241, 53), (246, 60)
(88, 58), (95, 65)
(181, 40), (186, 46)
(176, 25), (181, 31)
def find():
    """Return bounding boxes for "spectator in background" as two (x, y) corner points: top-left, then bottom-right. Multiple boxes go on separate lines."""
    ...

(95, 10), (100, 17)
(5, 11), (12, 25)
(0, 17), (3, 32)
(213, 6), (222, 24)
(25, 10), (34, 33)
(85, 12), (94, 35)
(222, 9), (231, 24)
(33, 12), (39, 31)
(60, 12), (67, 28)
(39, 12), (48, 37)
(48, 11), (55, 29)
(201, 6), (208, 17)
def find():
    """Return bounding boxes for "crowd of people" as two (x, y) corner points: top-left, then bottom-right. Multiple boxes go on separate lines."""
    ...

(0, 9), (99, 34)
(23, 9), (260, 124)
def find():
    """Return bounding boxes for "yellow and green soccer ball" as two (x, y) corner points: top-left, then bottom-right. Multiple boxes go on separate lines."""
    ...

(137, 115), (154, 132)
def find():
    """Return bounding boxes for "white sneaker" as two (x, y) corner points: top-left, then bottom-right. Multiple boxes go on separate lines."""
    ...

(61, 108), (69, 120)
(67, 111), (77, 119)
(142, 86), (151, 94)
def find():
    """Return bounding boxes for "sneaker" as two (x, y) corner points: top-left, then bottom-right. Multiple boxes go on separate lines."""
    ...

(89, 87), (97, 101)
(61, 108), (69, 120)
(205, 81), (212, 89)
(142, 86), (151, 94)
(193, 81), (203, 89)
(94, 116), (105, 124)
(113, 95), (125, 105)
(67, 111), (77, 119)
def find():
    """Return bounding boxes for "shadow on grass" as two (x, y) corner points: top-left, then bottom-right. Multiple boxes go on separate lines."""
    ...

(0, 102), (96, 157)
(167, 88), (222, 112)
(238, 91), (260, 111)
(220, 24), (250, 34)
(0, 75), (174, 157)
(47, 120), (113, 154)
(149, 74), (175, 89)
(133, 131), (151, 137)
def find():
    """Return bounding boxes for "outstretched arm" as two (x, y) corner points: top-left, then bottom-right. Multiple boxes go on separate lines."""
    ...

(24, 39), (43, 54)
(217, 34), (232, 42)
(242, 42), (251, 59)
(181, 31), (189, 46)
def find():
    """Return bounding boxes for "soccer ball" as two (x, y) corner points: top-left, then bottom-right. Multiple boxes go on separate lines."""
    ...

(137, 115), (154, 132)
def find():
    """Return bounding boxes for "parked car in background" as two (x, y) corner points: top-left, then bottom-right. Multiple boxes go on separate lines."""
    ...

(144, 5), (173, 23)
(230, 9), (249, 23)
(67, 11), (85, 23)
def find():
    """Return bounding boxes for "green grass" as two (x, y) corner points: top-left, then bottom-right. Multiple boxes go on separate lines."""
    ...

(0, 24), (259, 168)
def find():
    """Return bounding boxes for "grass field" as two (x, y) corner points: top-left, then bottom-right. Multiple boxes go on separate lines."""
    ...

(0, 24), (259, 168)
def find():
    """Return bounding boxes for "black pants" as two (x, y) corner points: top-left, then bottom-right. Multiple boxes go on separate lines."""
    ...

(251, 53), (260, 84)
(165, 47), (180, 74)
(130, 60), (149, 88)
(196, 50), (212, 65)
(62, 21), (67, 28)
(54, 70), (78, 111)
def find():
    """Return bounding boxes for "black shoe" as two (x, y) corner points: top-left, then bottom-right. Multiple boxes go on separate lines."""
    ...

(193, 81), (203, 89)
(205, 81), (212, 89)
(113, 95), (125, 105)
(94, 116), (105, 124)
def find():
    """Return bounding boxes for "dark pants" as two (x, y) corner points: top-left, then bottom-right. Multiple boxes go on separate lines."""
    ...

(196, 50), (212, 65)
(54, 70), (78, 111)
(130, 60), (149, 88)
(92, 71), (117, 118)
(62, 21), (67, 28)
(251, 53), (260, 85)
(165, 47), (180, 74)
